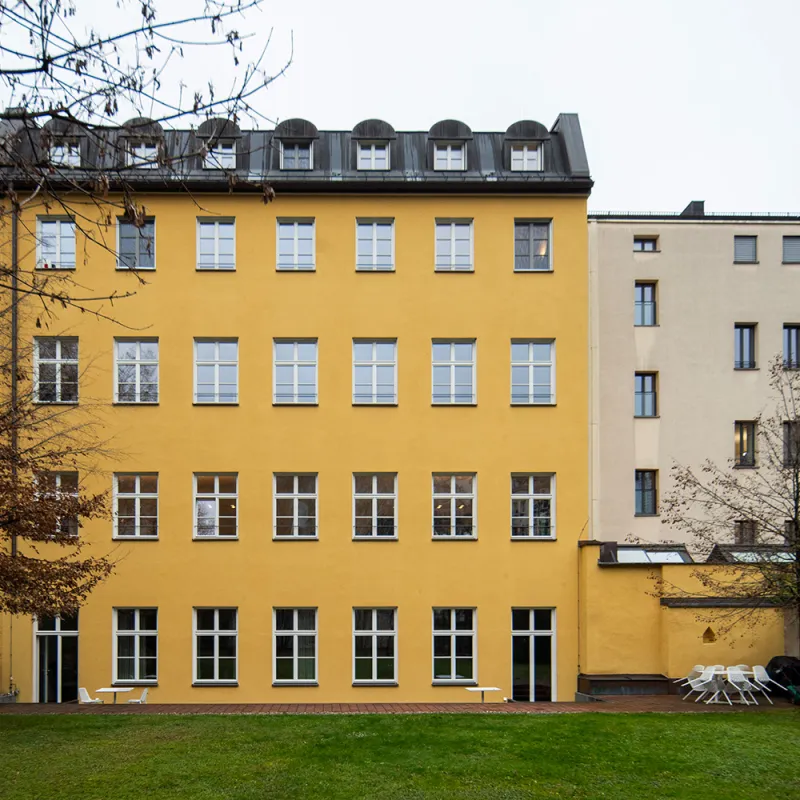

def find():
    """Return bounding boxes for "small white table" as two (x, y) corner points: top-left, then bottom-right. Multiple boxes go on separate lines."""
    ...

(465, 686), (501, 703)
(95, 687), (133, 704)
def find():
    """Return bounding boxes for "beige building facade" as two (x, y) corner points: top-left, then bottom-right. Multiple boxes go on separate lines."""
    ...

(590, 201), (800, 546)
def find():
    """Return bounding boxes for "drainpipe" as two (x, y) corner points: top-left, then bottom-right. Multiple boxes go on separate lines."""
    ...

(8, 197), (18, 695)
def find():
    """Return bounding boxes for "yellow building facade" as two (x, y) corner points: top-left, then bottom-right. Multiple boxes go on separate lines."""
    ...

(1, 116), (596, 703)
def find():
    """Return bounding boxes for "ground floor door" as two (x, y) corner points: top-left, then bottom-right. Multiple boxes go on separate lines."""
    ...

(511, 608), (555, 702)
(35, 614), (79, 703)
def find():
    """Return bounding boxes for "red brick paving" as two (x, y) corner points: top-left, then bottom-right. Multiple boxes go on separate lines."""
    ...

(0, 695), (795, 715)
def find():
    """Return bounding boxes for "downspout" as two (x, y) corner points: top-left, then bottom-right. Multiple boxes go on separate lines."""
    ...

(9, 198), (18, 694)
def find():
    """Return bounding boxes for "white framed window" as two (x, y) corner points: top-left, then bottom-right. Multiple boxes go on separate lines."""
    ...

(511, 474), (555, 539)
(274, 608), (317, 683)
(277, 220), (315, 270)
(34, 337), (78, 403)
(274, 474), (318, 538)
(514, 221), (552, 271)
(114, 474), (158, 539)
(353, 339), (397, 404)
(633, 237), (658, 252)
(433, 474), (476, 538)
(432, 340), (475, 404)
(353, 473), (397, 539)
(117, 218), (155, 270)
(432, 608), (476, 683)
(115, 339), (158, 403)
(127, 141), (158, 169)
(33, 614), (78, 703)
(357, 142), (389, 170)
(433, 143), (465, 170)
(196, 219), (235, 270)
(194, 474), (238, 539)
(274, 340), (318, 404)
(203, 140), (236, 169)
(511, 340), (554, 405)
(354, 608), (396, 683)
(193, 608), (237, 684)
(510, 143), (542, 171)
(36, 218), (75, 269)
(356, 220), (394, 271)
(194, 339), (238, 403)
(114, 608), (158, 683)
(40, 471), (79, 536)
(435, 220), (473, 271)
(280, 141), (312, 169)
(49, 141), (80, 167)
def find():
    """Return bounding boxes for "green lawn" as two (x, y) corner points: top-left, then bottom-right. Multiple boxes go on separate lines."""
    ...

(0, 712), (799, 799)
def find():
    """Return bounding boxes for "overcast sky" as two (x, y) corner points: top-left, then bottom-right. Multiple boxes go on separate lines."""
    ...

(9, 0), (800, 211)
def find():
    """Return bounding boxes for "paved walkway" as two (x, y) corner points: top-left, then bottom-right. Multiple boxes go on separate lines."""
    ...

(0, 695), (794, 715)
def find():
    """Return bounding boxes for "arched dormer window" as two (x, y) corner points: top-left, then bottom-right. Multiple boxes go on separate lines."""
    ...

(197, 118), (241, 170)
(122, 118), (165, 170)
(274, 118), (318, 170)
(352, 119), (396, 171)
(505, 120), (550, 172)
(42, 118), (84, 168)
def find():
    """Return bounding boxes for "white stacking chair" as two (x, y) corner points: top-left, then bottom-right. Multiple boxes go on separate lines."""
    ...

(126, 687), (149, 705)
(726, 667), (758, 705)
(674, 665), (704, 688)
(703, 666), (733, 705)
(683, 666), (718, 702)
(752, 665), (786, 704)
(78, 687), (103, 705)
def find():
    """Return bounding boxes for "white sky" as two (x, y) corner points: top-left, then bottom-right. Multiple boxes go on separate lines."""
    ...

(7, 0), (800, 211)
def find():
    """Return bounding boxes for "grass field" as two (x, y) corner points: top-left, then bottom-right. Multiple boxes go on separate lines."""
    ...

(0, 712), (798, 799)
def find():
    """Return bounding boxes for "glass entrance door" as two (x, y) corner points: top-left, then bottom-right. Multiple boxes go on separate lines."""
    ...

(511, 608), (554, 702)
(35, 614), (79, 703)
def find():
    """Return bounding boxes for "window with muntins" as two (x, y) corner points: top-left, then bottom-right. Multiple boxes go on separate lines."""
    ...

(115, 608), (157, 682)
(511, 474), (554, 538)
(49, 142), (80, 167)
(432, 341), (475, 404)
(274, 608), (317, 683)
(194, 340), (238, 403)
(635, 470), (657, 515)
(783, 421), (800, 466)
(37, 218), (76, 269)
(514, 221), (551, 271)
(117, 219), (155, 269)
(734, 235), (757, 263)
(353, 340), (396, 404)
(435, 221), (473, 271)
(114, 474), (158, 538)
(281, 142), (312, 169)
(783, 236), (800, 264)
(433, 474), (475, 538)
(203, 141), (236, 169)
(633, 237), (658, 252)
(634, 282), (657, 326)
(194, 608), (237, 683)
(354, 474), (397, 538)
(197, 219), (235, 270)
(735, 324), (757, 369)
(510, 144), (542, 171)
(635, 372), (657, 417)
(357, 142), (389, 170)
(433, 608), (475, 682)
(734, 520), (757, 545)
(274, 474), (318, 538)
(115, 339), (158, 402)
(194, 474), (238, 538)
(356, 220), (394, 271)
(127, 142), (158, 168)
(41, 472), (79, 536)
(784, 325), (800, 368)
(734, 421), (756, 467)
(35, 337), (78, 403)
(433, 143), (465, 170)
(274, 340), (318, 403)
(277, 220), (315, 270)
(511, 341), (554, 404)
(354, 608), (396, 683)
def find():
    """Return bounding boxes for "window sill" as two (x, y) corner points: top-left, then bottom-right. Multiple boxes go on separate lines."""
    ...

(35, 266), (76, 271)
(352, 402), (398, 407)
(353, 536), (398, 542)
(113, 401), (160, 406)
(193, 402), (240, 406)
(432, 680), (478, 687)
(113, 681), (157, 687)
(272, 681), (318, 687)
(634, 324), (660, 328)
(633, 250), (661, 254)
(634, 415), (660, 419)
(634, 513), (660, 518)
(431, 402), (477, 407)
(432, 536), (477, 541)
(113, 536), (159, 542)
(355, 267), (396, 273)
(193, 536), (239, 541)
(272, 536), (319, 541)
(734, 367), (759, 371)
(276, 267), (316, 272)
(434, 268), (475, 273)
(273, 401), (319, 406)
(733, 464), (758, 469)
(511, 402), (556, 407)
(513, 268), (554, 274)
(192, 681), (238, 687)
(511, 536), (556, 542)
(353, 681), (398, 687)
(733, 261), (759, 265)
(33, 400), (79, 405)
(195, 267), (237, 272)
(782, 262), (800, 266)
(115, 267), (156, 272)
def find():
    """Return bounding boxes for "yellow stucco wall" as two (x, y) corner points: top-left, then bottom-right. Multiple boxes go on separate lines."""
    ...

(2, 191), (589, 702)
(579, 545), (785, 677)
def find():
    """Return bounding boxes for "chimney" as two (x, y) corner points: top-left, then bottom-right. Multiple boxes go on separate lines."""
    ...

(680, 200), (705, 218)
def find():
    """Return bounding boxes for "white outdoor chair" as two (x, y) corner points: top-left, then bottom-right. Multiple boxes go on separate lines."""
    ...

(674, 665), (704, 687)
(78, 687), (103, 705)
(683, 667), (718, 702)
(126, 687), (149, 705)
(753, 665), (786, 704)
(726, 667), (758, 705)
